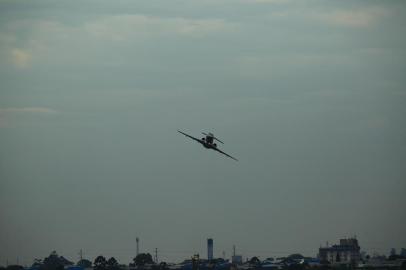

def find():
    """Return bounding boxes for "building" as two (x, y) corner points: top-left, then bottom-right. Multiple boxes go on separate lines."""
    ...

(231, 245), (242, 265)
(319, 238), (361, 265)
(231, 256), (242, 265)
(207, 239), (214, 261)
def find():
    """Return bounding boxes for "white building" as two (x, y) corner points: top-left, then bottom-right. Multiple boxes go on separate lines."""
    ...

(318, 238), (361, 265)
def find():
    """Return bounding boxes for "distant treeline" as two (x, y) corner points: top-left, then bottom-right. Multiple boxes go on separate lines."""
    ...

(1, 251), (405, 270)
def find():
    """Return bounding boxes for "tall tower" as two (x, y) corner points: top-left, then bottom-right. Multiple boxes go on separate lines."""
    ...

(207, 238), (213, 261)
(136, 237), (140, 256)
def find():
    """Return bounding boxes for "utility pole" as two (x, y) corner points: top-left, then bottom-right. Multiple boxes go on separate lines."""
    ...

(192, 254), (199, 270)
(79, 249), (83, 261)
(136, 237), (140, 256)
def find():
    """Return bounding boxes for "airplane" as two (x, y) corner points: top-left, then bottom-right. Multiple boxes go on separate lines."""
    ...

(178, 130), (238, 161)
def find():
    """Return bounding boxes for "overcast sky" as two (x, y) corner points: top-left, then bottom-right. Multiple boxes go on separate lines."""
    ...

(1, 0), (405, 265)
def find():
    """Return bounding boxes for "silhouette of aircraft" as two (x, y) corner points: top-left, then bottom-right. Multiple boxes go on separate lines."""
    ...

(178, 130), (238, 161)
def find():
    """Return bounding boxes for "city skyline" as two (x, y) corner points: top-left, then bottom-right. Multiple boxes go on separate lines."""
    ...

(0, 236), (403, 266)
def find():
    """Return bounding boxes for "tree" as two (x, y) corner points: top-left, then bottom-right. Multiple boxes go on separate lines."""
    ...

(287, 254), (305, 260)
(59, 257), (74, 266)
(94, 256), (107, 270)
(77, 259), (92, 268)
(107, 258), (118, 267)
(41, 251), (65, 270)
(249, 257), (261, 265)
(133, 253), (154, 266)
(33, 259), (43, 267)
(107, 257), (119, 270)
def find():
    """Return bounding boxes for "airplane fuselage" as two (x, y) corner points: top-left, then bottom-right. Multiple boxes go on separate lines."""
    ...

(203, 142), (215, 149)
(202, 135), (217, 149)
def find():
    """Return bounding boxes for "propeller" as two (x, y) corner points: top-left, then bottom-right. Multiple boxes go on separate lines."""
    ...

(202, 132), (224, 144)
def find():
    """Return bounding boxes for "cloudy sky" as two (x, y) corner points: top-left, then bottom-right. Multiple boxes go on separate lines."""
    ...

(1, 0), (405, 265)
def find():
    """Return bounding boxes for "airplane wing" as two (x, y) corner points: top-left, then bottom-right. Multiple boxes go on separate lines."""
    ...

(213, 147), (238, 161)
(178, 130), (205, 145)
